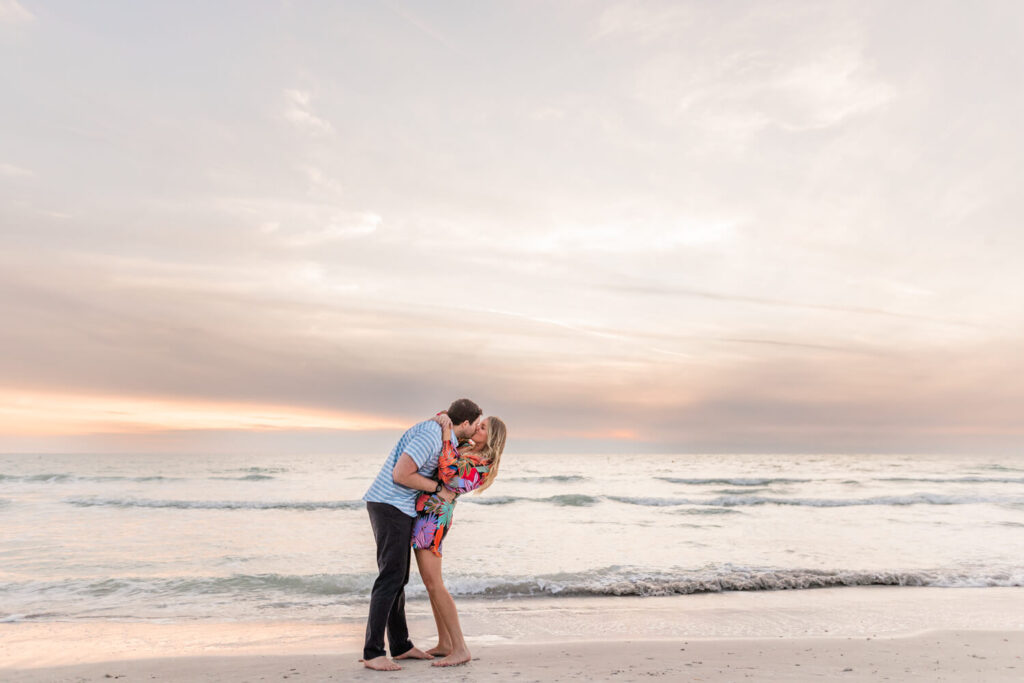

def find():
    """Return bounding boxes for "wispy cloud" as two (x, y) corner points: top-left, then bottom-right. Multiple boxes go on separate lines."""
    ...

(596, 2), (893, 146)
(604, 281), (991, 330)
(0, 162), (34, 177)
(592, 2), (693, 42)
(524, 218), (737, 254)
(37, 210), (72, 219)
(771, 45), (894, 131)
(280, 212), (381, 247)
(379, 0), (462, 54)
(0, 0), (33, 23)
(0, 389), (406, 435)
(283, 89), (333, 133)
(216, 196), (380, 248)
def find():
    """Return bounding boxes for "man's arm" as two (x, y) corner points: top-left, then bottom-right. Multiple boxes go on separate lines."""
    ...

(392, 454), (457, 501)
(392, 453), (437, 491)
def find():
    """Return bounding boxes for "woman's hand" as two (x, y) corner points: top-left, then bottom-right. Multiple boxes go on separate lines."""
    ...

(432, 413), (453, 430)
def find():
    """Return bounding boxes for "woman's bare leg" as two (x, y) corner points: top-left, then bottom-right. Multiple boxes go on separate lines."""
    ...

(414, 548), (452, 655)
(425, 592), (452, 655)
(424, 578), (453, 653)
(414, 548), (471, 667)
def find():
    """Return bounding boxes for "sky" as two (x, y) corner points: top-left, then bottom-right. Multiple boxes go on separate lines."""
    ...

(1, 0), (1023, 455)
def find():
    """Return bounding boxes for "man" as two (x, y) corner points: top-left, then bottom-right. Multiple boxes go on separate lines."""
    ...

(361, 398), (483, 671)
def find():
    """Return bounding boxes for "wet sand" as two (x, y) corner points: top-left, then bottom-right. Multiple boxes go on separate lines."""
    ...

(3, 587), (1023, 682)
(4, 631), (1023, 682)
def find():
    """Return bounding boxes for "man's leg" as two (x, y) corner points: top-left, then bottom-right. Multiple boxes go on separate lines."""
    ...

(363, 502), (415, 662)
(385, 537), (413, 657)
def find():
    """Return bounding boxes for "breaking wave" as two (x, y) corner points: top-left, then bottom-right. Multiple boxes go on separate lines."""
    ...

(63, 492), (1024, 511)
(0, 473), (182, 483)
(3, 566), (1021, 614)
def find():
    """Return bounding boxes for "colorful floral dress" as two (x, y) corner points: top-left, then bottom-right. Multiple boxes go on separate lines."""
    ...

(411, 440), (490, 557)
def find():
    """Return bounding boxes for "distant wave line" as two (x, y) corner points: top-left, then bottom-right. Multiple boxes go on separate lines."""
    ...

(655, 477), (811, 486)
(657, 475), (1024, 486)
(10, 473), (1021, 488)
(607, 493), (1024, 508)
(505, 475), (589, 483)
(58, 491), (1024, 512)
(3, 566), (1022, 609)
(876, 476), (1024, 484)
(0, 473), (277, 483)
(64, 497), (362, 511)
(0, 473), (184, 483)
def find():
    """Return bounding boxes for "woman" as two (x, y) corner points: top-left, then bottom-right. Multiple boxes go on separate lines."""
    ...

(411, 413), (507, 667)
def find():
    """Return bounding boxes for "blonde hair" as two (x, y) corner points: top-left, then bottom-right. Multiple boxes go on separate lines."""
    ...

(473, 416), (506, 494)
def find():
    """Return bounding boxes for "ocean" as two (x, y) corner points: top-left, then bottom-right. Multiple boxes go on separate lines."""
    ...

(2, 451), (1023, 624)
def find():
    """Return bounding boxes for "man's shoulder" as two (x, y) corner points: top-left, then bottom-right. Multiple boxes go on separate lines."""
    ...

(401, 420), (443, 451)
(405, 419), (442, 438)
(399, 420), (444, 468)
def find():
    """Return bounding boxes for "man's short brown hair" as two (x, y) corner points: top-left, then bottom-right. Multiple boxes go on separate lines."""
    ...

(447, 398), (482, 426)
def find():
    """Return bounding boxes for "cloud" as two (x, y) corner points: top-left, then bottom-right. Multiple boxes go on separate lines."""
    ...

(592, 2), (693, 42)
(664, 45), (894, 139)
(283, 89), (333, 133)
(590, 1), (894, 149)
(216, 196), (380, 248)
(770, 45), (894, 131)
(2, 247), (1021, 454)
(280, 212), (381, 247)
(2, 2), (1023, 455)
(523, 217), (737, 254)
(37, 210), (72, 219)
(0, 0), (33, 23)
(0, 162), (34, 177)
(602, 280), (989, 330)
(303, 166), (345, 195)
(0, 389), (406, 435)
(379, 0), (461, 54)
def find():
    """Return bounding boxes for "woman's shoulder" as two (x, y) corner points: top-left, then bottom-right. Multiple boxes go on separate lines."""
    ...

(460, 452), (491, 468)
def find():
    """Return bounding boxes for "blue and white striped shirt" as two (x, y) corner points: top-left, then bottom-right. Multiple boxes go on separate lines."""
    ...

(363, 420), (459, 517)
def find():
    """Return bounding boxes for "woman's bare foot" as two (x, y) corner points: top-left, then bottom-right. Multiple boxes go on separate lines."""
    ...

(394, 646), (434, 660)
(362, 656), (401, 671)
(432, 647), (472, 667)
(425, 644), (451, 657)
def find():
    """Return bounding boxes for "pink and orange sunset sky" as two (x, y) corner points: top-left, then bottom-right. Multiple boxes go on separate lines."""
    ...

(2, 1), (1023, 455)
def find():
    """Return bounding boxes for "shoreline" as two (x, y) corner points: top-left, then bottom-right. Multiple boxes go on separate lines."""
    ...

(4, 587), (1024, 681)
(4, 631), (1023, 682)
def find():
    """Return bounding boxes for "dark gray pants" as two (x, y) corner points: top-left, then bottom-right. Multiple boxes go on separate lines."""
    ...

(363, 502), (415, 660)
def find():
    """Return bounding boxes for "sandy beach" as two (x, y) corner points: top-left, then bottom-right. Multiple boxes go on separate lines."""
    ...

(3, 631), (1023, 683)
(4, 587), (1023, 682)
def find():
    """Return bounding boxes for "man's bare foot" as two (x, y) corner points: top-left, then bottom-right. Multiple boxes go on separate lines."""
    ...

(394, 646), (434, 660)
(425, 645), (451, 657)
(362, 656), (401, 671)
(432, 647), (471, 667)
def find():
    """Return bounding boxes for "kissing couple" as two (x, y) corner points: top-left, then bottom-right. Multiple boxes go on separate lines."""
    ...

(360, 398), (508, 671)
